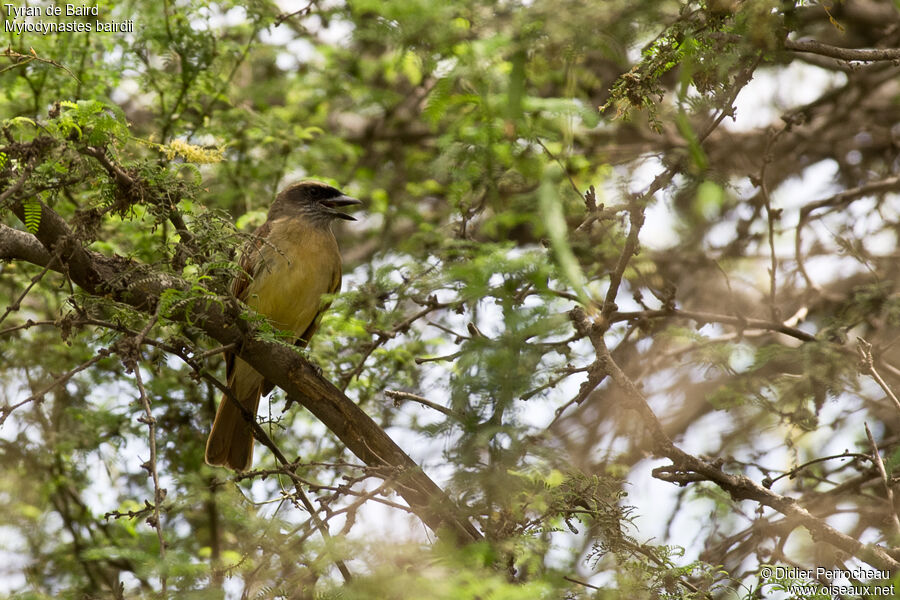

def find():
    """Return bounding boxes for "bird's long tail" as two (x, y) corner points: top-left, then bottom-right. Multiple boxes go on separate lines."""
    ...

(205, 359), (263, 471)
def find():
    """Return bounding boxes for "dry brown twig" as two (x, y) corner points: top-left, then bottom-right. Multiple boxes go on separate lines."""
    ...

(123, 313), (168, 596)
(857, 338), (900, 415)
(0, 46), (80, 80)
(863, 423), (900, 542)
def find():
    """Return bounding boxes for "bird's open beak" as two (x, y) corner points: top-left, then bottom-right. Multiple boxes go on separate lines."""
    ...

(324, 195), (362, 221)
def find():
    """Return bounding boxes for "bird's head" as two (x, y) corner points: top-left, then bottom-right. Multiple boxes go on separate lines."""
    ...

(271, 180), (362, 225)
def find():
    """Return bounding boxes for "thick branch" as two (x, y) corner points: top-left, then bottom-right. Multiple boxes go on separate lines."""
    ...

(0, 224), (52, 266)
(784, 39), (900, 62)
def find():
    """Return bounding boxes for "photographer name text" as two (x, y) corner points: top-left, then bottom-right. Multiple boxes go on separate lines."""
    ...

(761, 566), (896, 598)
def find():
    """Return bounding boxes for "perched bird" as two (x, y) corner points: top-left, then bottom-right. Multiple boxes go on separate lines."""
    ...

(205, 180), (360, 471)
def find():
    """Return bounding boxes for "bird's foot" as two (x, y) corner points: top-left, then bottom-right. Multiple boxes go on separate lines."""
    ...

(308, 361), (324, 378)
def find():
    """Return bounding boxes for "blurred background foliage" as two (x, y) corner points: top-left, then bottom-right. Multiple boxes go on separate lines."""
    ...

(3, 0), (900, 598)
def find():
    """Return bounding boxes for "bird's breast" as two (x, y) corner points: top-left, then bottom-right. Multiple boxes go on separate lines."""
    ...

(244, 218), (340, 336)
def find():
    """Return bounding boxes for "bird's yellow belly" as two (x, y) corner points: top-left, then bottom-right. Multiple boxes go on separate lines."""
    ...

(245, 251), (333, 337)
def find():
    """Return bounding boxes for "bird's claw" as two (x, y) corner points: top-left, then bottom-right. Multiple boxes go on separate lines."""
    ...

(309, 362), (324, 378)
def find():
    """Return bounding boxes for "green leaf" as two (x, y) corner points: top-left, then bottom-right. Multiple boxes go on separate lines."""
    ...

(23, 198), (42, 234)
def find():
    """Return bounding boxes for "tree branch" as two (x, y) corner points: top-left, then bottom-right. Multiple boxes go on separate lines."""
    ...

(784, 39), (900, 62)
(0, 224), (52, 266)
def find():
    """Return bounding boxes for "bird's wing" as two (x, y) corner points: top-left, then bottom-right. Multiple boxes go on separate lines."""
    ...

(225, 220), (273, 383)
(296, 264), (342, 348)
(232, 220), (272, 301)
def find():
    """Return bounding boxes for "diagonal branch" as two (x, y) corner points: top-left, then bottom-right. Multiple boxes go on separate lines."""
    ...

(3, 197), (483, 545)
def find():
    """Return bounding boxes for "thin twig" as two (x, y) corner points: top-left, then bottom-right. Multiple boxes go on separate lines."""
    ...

(520, 365), (589, 401)
(864, 423), (900, 541)
(0, 259), (55, 327)
(0, 350), (109, 426)
(385, 389), (461, 419)
(125, 313), (168, 595)
(756, 122), (785, 322)
(340, 298), (457, 391)
(795, 175), (900, 296)
(0, 47), (81, 81)
(415, 351), (462, 364)
(0, 319), (56, 337)
(0, 163), (33, 205)
(857, 339), (900, 415)
(535, 138), (583, 198)
(764, 451), (869, 488)
(611, 307), (816, 343)
(563, 576), (601, 591)
(425, 320), (469, 340)
(194, 343), (236, 360)
(274, 0), (316, 26)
